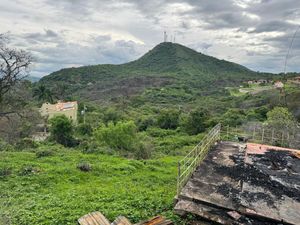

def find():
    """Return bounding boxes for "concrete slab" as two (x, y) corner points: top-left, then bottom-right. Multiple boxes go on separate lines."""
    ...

(175, 141), (300, 225)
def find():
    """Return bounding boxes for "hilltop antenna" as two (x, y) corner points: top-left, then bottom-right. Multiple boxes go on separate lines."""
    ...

(174, 34), (176, 43)
(164, 31), (167, 42)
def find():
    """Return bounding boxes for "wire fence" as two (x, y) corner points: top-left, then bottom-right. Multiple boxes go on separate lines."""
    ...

(177, 123), (221, 196)
(221, 124), (300, 149)
(176, 123), (300, 196)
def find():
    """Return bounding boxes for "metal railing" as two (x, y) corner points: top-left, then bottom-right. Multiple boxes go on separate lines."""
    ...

(221, 125), (300, 149)
(177, 124), (221, 195)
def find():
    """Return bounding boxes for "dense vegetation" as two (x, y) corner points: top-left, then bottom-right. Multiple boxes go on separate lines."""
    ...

(1, 41), (300, 225)
(39, 42), (278, 103)
(0, 147), (182, 224)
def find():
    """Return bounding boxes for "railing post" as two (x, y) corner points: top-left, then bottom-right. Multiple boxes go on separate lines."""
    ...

(177, 162), (181, 196)
(227, 125), (229, 139)
(176, 124), (221, 195)
(252, 126), (256, 140)
(262, 128), (265, 142)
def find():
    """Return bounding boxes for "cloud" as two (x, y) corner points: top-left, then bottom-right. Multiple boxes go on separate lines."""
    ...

(14, 30), (147, 77)
(0, 0), (299, 76)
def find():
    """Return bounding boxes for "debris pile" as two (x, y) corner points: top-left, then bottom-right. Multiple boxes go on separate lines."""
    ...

(175, 141), (300, 225)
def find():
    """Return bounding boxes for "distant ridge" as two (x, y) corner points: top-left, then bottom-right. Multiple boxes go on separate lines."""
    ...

(39, 42), (274, 102)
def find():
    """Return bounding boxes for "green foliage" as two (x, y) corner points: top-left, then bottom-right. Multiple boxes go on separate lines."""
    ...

(77, 161), (92, 172)
(0, 166), (12, 177)
(95, 121), (137, 151)
(246, 106), (269, 121)
(157, 109), (180, 129)
(39, 42), (276, 105)
(36, 150), (53, 158)
(76, 123), (93, 136)
(103, 108), (123, 124)
(49, 115), (75, 147)
(221, 109), (246, 126)
(136, 116), (155, 131)
(0, 150), (182, 224)
(33, 84), (54, 103)
(183, 108), (209, 135)
(19, 165), (40, 176)
(15, 138), (38, 150)
(266, 107), (296, 129)
(0, 139), (13, 151)
(133, 134), (153, 160)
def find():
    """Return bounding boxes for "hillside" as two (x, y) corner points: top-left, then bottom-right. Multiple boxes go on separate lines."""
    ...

(39, 42), (274, 103)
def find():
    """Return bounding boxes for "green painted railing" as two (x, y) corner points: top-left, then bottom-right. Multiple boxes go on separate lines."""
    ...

(177, 124), (221, 196)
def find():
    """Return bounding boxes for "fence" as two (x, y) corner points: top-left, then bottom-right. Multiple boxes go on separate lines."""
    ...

(176, 123), (300, 196)
(177, 123), (221, 195)
(221, 124), (300, 149)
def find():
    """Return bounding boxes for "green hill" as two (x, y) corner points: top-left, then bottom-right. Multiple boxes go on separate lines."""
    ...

(39, 42), (275, 103)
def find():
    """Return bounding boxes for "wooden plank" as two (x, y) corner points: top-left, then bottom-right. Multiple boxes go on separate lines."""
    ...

(111, 216), (133, 225)
(135, 216), (173, 225)
(78, 212), (110, 225)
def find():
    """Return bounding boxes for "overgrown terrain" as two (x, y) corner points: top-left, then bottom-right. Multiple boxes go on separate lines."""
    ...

(0, 146), (183, 224)
(1, 41), (300, 225)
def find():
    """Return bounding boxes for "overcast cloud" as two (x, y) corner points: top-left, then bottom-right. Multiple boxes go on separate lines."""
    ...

(0, 0), (299, 77)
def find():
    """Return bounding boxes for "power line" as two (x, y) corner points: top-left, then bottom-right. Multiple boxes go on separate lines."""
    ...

(284, 25), (300, 76)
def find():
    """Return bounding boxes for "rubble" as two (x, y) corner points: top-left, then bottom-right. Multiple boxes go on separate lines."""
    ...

(175, 141), (300, 225)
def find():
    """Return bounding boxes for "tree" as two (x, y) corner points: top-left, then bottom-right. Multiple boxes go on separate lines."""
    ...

(0, 34), (32, 106)
(184, 108), (209, 135)
(157, 109), (180, 129)
(266, 107), (296, 129)
(221, 109), (246, 126)
(33, 84), (54, 103)
(49, 115), (74, 147)
(94, 121), (137, 151)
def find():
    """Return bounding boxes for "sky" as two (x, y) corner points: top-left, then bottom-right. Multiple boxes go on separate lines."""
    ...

(0, 0), (300, 77)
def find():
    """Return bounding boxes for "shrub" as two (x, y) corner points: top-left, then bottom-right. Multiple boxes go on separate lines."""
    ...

(266, 107), (296, 129)
(183, 108), (209, 135)
(135, 142), (152, 160)
(36, 150), (53, 158)
(157, 109), (180, 129)
(15, 138), (38, 150)
(136, 117), (155, 131)
(77, 162), (92, 172)
(103, 108), (123, 124)
(49, 115), (76, 147)
(19, 165), (40, 176)
(0, 166), (12, 177)
(76, 123), (92, 136)
(0, 139), (13, 151)
(94, 121), (137, 151)
(221, 109), (246, 126)
(134, 135), (153, 160)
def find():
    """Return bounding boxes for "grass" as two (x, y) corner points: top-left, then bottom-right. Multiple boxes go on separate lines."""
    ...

(0, 149), (183, 225)
(227, 84), (275, 97)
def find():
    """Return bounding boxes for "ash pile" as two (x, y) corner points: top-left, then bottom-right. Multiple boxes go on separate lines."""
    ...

(175, 141), (300, 225)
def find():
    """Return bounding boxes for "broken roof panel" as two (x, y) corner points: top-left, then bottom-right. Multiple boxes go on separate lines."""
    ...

(175, 141), (300, 225)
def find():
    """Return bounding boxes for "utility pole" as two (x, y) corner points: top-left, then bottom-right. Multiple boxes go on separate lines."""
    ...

(164, 31), (167, 42)
(81, 104), (87, 124)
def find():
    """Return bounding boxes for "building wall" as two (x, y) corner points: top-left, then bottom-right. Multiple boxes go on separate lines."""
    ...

(40, 102), (78, 123)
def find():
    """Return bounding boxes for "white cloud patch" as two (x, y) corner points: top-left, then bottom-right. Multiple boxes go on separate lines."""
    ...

(0, 0), (299, 77)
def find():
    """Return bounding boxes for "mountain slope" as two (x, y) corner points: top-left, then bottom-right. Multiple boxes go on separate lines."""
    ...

(126, 42), (251, 75)
(39, 42), (273, 103)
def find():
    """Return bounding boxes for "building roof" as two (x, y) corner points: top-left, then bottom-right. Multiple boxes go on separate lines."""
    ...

(175, 141), (300, 224)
